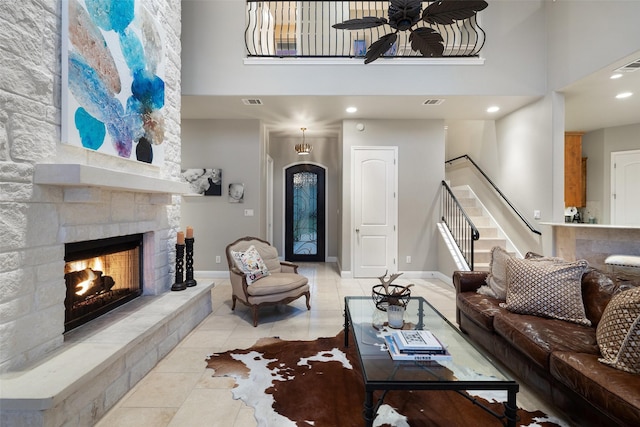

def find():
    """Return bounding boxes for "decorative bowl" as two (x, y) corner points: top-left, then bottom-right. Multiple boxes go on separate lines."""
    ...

(371, 284), (411, 311)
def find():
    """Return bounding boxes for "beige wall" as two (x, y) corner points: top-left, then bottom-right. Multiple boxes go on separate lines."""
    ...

(582, 123), (640, 224)
(181, 117), (446, 276)
(341, 119), (445, 275)
(445, 95), (561, 256)
(180, 119), (263, 271)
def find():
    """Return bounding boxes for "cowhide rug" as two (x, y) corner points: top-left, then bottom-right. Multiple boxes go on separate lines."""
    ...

(206, 331), (566, 427)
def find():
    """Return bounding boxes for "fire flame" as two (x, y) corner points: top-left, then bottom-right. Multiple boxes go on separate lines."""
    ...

(67, 257), (104, 274)
(67, 257), (104, 296)
(75, 270), (96, 296)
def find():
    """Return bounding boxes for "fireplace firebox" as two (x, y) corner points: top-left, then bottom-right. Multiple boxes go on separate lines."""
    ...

(64, 234), (143, 332)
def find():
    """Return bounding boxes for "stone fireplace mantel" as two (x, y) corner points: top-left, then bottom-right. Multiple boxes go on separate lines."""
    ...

(34, 163), (191, 194)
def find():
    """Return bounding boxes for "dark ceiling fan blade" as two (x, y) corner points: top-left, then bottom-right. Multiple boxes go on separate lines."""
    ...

(333, 17), (388, 30)
(409, 27), (444, 57)
(365, 33), (398, 64)
(422, 0), (489, 25)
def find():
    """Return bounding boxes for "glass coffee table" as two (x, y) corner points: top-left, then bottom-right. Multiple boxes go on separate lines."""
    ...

(344, 296), (519, 427)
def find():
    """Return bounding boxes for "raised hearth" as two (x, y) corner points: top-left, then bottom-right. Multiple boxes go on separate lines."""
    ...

(0, 281), (214, 426)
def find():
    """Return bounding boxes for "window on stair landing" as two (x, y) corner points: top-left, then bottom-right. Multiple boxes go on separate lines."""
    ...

(285, 164), (326, 262)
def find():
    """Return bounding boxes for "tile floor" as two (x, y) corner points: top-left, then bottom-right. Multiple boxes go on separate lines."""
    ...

(96, 263), (571, 426)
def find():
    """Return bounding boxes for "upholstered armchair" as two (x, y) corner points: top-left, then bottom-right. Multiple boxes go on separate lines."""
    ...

(225, 236), (310, 326)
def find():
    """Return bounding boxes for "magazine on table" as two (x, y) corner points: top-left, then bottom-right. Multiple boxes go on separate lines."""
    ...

(393, 330), (445, 352)
(384, 335), (452, 362)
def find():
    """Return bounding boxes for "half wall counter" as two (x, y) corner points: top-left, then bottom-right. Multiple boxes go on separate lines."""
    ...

(541, 222), (640, 271)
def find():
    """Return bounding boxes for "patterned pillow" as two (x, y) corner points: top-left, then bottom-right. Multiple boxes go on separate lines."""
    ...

(596, 287), (640, 373)
(502, 257), (591, 326)
(231, 245), (271, 284)
(478, 246), (512, 300)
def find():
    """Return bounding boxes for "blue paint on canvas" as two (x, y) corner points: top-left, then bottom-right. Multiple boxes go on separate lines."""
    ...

(84, 0), (134, 33)
(68, 51), (137, 157)
(132, 70), (165, 110)
(119, 27), (146, 72)
(74, 107), (106, 150)
(65, 0), (165, 164)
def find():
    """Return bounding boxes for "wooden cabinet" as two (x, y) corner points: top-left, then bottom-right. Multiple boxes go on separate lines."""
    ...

(564, 132), (586, 207)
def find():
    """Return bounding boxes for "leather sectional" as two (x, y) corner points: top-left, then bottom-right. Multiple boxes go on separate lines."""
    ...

(453, 267), (640, 426)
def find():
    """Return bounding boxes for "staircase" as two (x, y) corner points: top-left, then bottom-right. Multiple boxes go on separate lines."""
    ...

(452, 186), (508, 271)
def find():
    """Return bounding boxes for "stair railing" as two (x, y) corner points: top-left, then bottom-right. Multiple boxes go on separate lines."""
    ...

(441, 180), (479, 270)
(446, 155), (542, 235)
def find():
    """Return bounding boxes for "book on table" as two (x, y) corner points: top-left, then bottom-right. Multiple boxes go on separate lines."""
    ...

(393, 330), (446, 353)
(384, 335), (452, 362)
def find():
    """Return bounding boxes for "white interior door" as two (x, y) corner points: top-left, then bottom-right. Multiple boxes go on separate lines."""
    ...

(353, 147), (397, 278)
(612, 149), (640, 225)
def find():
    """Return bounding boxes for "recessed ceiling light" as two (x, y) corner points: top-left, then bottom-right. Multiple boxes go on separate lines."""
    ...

(616, 92), (633, 99)
(487, 106), (500, 113)
(346, 106), (357, 113)
(610, 73), (623, 80)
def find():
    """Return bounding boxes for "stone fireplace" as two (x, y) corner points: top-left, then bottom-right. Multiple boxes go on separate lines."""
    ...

(0, 1), (194, 425)
(0, 164), (214, 427)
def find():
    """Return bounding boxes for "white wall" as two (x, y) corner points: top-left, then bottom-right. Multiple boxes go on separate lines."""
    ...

(178, 0), (640, 270)
(445, 94), (563, 256)
(583, 123), (640, 224)
(341, 119), (445, 274)
(181, 0), (547, 97)
(546, 0), (640, 90)
(180, 119), (263, 271)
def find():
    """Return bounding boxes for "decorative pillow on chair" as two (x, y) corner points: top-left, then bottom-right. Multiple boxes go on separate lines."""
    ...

(231, 245), (271, 284)
(477, 246), (512, 300)
(596, 287), (640, 374)
(502, 257), (591, 326)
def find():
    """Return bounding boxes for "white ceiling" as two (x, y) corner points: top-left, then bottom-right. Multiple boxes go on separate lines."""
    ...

(181, 52), (640, 138)
(562, 51), (640, 133)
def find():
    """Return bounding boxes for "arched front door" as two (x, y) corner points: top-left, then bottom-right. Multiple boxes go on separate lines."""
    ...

(285, 164), (325, 262)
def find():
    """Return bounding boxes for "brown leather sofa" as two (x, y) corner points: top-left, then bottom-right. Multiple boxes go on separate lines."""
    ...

(453, 268), (640, 427)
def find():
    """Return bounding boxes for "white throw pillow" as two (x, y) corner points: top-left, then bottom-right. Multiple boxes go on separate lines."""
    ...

(231, 245), (271, 284)
(479, 246), (512, 300)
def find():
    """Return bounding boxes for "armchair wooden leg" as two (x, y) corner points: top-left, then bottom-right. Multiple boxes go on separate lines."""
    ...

(252, 306), (259, 327)
(232, 295), (237, 310)
(305, 291), (311, 310)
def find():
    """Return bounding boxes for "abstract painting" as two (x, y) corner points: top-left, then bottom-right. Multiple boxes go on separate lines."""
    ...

(181, 168), (222, 196)
(62, 0), (165, 165)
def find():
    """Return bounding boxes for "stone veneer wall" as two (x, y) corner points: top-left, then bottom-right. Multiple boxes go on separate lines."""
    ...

(0, 0), (183, 373)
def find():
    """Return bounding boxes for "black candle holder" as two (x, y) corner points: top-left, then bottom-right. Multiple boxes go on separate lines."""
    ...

(185, 237), (197, 287)
(171, 243), (187, 291)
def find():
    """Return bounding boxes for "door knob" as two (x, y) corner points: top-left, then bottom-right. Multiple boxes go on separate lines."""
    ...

(355, 228), (360, 233)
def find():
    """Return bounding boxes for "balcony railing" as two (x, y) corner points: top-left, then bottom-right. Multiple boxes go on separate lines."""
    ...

(245, 1), (486, 59)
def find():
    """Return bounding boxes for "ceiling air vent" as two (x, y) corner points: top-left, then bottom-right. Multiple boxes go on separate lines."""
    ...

(615, 59), (640, 73)
(242, 98), (263, 105)
(423, 99), (445, 106)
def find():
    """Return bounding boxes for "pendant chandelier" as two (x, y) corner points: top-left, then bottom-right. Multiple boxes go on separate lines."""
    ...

(295, 127), (312, 155)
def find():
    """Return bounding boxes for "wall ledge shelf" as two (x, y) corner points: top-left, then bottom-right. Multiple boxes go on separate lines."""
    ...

(34, 164), (190, 195)
(541, 222), (640, 230)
